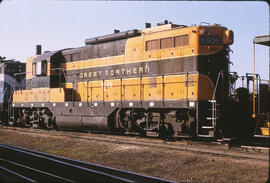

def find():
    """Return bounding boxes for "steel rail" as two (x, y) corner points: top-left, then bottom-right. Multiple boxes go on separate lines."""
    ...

(0, 159), (74, 183)
(2, 144), (174, 183)
(0, 126), (269, 161)
(66, 134), (269, 161)
(0, 163), (37, 183)
(0, 144), (135, 183)
(0, 143), (175, 183)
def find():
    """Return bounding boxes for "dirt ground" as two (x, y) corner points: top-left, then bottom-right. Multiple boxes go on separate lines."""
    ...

(0, 128), (269, 183)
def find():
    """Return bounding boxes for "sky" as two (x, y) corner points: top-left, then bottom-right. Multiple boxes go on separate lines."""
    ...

(0, 0), (269, 82)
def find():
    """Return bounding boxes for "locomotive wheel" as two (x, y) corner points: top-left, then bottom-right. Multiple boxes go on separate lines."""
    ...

(159, 123), (174, 140)
(43, 118), (50, 129)
(117, 109), (133, 131)
(17, 117), (26, 127)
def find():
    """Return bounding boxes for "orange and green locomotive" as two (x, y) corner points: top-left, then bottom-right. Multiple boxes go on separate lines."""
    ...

(11, 21), (253, 138)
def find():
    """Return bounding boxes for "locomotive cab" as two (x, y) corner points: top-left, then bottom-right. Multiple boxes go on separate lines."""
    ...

(11, 49), (66, 128)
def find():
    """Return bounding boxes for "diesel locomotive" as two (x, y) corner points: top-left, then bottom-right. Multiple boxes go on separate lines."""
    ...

(6, 21), (262, 138)
(0, 57), (25, 124)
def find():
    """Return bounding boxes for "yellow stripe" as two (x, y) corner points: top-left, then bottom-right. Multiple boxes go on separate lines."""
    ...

(62, 48), (223, 71)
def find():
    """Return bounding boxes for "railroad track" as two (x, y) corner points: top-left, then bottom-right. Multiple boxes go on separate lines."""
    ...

(0, 125), (269, 162)
(0, 143), (174, 183)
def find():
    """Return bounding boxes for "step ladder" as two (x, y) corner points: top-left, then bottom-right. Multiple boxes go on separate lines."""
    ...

(198, 100), (219, 138)
(198, 71), (223, 138)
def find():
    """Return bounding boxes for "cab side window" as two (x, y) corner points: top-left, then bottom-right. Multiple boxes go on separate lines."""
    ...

(41, 60), (47, 75)
(32, 60), (47, 76)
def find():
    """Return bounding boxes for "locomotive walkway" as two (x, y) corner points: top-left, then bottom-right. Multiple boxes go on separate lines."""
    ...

(0, 143), (174, 183)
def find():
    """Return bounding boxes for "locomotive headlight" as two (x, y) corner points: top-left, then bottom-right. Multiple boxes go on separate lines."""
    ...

(223, 30), (234, 45)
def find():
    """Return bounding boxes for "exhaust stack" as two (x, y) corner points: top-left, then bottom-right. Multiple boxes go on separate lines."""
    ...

(36, 45), (42, 55)
(145, 23), (151, 28)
